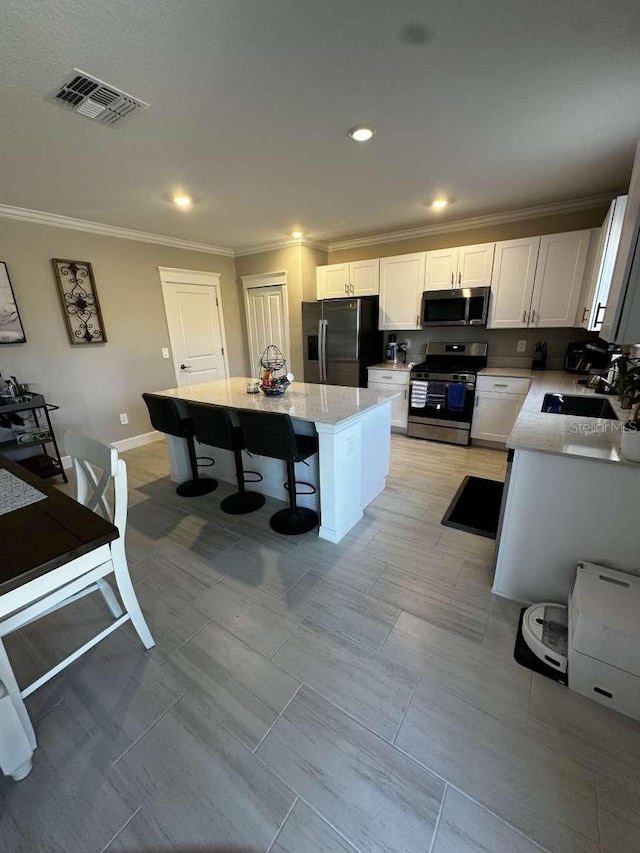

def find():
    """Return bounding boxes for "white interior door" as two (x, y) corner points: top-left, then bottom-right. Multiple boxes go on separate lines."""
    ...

(161, 276), (229, 387)
(245, 285), (288, 376)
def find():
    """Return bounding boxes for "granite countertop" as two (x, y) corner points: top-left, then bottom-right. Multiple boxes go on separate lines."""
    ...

(156, 377), (401, 426)
(368, 362), (413, 372)
(478, 367), (535, 379)
(507, 370), (636, 466)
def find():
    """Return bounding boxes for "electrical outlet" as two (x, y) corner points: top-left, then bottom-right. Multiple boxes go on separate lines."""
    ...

(161, 347), (170, 359)
(517, 340), (527, 353)
(119, 413), (128, 425)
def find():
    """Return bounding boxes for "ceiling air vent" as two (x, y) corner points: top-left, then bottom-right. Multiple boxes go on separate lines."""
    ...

(47, 69), (149, 126)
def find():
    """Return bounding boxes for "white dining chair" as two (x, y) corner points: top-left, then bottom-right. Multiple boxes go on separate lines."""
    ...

(0, 432), (154, 751)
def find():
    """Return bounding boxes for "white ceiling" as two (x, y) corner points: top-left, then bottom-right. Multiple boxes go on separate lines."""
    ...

(1, 0), (639, 251)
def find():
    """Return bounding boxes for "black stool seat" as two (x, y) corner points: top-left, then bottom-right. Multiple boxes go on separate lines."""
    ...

(186, 402), (265, 515)
(142, 393), (218, 497)
(235, 409), (319, 535)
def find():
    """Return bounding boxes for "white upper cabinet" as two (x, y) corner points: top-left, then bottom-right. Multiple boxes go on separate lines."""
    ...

(577, 197), (628, 331)
(424, 243), (495, 291)
(488, 237), (540, 328)
(349, 259), (380, 296)
(530, 230), (590, 328)
(317, 263), (350, 299)
(457, 243), (495, 288)
(424, 248), (458, 291)
(379, 253), (425, 330)
(316, 260), (379, 299)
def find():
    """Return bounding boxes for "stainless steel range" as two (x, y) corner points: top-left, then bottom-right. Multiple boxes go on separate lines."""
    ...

(408, 342), (488, 445)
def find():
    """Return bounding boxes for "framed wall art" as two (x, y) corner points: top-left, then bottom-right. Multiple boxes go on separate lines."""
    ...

(0, 262), (27, 344)
(52, 259), (107, 344)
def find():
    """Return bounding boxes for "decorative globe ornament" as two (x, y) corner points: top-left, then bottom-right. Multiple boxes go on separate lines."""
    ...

(258, 344), (292, 396)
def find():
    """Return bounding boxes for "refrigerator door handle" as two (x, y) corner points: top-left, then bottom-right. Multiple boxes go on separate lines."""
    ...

(319, 319), (328, 383)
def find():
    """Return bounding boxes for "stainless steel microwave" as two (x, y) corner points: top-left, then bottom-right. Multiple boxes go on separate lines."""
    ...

(421, 287), (490, 326)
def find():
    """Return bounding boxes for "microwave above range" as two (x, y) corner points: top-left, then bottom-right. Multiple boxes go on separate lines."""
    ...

(421, 287), (490, 327)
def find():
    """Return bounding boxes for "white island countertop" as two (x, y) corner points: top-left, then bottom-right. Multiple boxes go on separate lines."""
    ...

(156, 377), (401, 426)
(507, 370), (635, 466)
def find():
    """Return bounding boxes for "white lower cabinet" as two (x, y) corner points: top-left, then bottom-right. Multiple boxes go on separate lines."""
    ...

(471, 392), (523, 443)
(471, 375), (530, 444)
(367, 368), (410, 430)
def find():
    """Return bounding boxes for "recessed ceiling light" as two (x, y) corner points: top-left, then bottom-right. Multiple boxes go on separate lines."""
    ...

(431, 198), (448, 210)
(348, 125), (375, 142)
(173, 194), (192, 208)
(290, 230), (304, 239)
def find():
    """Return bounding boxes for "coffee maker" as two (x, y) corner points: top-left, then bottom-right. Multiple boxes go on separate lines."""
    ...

(564, 341), (611, 374)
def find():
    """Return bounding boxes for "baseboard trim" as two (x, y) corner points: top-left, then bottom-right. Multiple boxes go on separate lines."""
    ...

(112, 431), (162, 453)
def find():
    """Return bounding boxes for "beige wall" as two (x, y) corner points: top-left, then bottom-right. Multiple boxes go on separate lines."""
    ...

(0, 218), (244, 449)
(235, 244), (326, 379)
(327, 207), (610, 264)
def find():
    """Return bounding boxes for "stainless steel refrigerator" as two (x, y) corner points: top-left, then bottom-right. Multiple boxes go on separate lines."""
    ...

(302, 297), (382, 387)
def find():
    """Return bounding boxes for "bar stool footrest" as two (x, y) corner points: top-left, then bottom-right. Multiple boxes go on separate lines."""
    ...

(284, 480), (317, 496)
(195, 455), (215, 468)
(243, 470), (263, 485)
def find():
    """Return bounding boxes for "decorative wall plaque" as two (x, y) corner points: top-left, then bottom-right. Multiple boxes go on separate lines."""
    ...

(52, 259), (107, 344)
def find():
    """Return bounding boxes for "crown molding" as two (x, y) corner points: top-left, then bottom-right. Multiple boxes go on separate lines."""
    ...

(235, 236), (329, 257)
(326, 194), (616, 252)
(0, 204), (235, 257)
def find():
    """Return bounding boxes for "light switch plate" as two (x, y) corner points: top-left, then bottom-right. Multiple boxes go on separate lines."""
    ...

(161, 347), (170, 359)
(119, 413), (128, 425)
(517, 340), (527, 353)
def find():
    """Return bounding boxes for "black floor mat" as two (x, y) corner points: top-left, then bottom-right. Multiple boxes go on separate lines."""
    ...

(441, 475), (504, 539)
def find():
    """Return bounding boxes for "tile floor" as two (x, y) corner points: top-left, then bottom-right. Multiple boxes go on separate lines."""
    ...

(1, 435), (639, 852)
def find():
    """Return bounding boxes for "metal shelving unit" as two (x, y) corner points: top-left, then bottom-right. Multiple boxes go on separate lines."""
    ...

(0, 394), (67, 483)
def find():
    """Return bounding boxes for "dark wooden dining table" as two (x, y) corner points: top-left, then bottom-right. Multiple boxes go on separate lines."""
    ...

(0, 454), (118, 596)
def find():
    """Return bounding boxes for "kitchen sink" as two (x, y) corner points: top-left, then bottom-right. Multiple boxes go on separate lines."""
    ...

(541, 393), (618, 419)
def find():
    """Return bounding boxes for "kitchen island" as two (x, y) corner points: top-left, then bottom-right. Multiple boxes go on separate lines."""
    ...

(493, 371), (640, 603)
(153, 377), (400, 543)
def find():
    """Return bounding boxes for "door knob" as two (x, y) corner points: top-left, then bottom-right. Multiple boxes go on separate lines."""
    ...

(180, 364), (192, 370)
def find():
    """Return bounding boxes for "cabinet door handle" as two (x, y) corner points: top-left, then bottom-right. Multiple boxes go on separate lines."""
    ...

(493, 383), (509, 388)
(345, 283), (349, 295)
(350, 284), (355, 296)
(582, 307), (590, 324)
(475, 395), (479, 407)
(523, 310), (528, 324)
(451, 272), (454, 288)
(458, 271), (462, 285)
(404, 388), (407, 400)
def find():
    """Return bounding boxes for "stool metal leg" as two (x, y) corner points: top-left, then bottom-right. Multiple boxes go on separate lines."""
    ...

(220, 449), (265, 514)
(269, 461), (319, 535)
(176, 435), (219, 497)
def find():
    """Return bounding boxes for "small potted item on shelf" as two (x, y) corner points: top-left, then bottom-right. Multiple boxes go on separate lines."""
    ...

(614, 354), (640, 462)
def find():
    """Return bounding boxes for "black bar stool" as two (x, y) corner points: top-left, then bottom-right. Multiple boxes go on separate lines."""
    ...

(235, 409), (319, 535)
(186, 401), (266, 515)
(141, 393), (218, 497)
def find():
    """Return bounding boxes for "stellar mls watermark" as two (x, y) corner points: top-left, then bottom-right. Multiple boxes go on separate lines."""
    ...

(569, 420), (636, 435)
